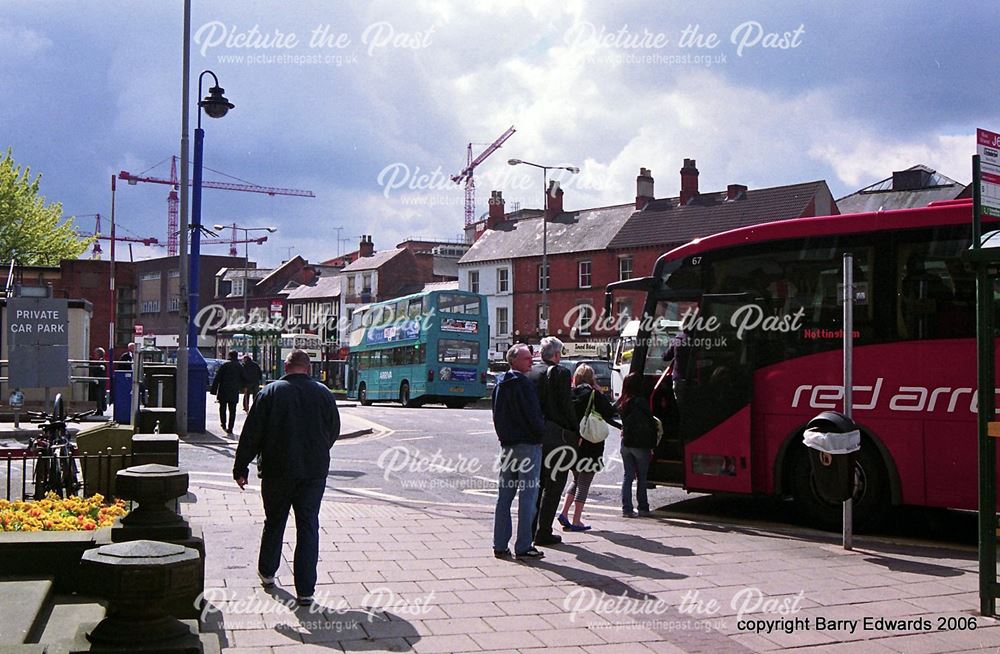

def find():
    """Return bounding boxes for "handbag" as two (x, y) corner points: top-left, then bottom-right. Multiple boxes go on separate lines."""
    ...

(579, 390), (610, 444)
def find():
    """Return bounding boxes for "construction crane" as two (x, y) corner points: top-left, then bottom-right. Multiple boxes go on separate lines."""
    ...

(118, 156), (315, 256)
(82, 214), (160, 259)
(201, 235), (269, 257)
(451, 125), (516, 227)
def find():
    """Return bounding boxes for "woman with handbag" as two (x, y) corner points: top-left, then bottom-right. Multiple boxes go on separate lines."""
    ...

(617, 372), (659, 517)
(558, 364), (622, 532)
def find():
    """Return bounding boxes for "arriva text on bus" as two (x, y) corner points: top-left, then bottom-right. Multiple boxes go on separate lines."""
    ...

(678, 305), (805, 341)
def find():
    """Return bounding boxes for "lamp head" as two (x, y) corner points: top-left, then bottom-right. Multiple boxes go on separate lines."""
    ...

(212, 224), (226, 231)
(200, 85), (234, 118)
(507, 159), (522, 166)
(266, 227), (277, 233)
(566, 166), (580, 174)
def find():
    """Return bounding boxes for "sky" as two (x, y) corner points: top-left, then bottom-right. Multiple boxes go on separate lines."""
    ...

(2, 0), (997, 268)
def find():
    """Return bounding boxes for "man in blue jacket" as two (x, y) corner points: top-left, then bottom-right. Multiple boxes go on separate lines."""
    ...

(492, 343), (547, 560)
(234, 349), (340, 606)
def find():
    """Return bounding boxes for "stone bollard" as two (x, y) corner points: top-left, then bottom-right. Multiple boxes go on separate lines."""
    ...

(132, 433), (180, 467)
(112, 464), (206, 622)
(79, 539), (213, 653)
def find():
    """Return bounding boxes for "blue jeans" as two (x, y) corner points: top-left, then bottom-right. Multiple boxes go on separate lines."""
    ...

(493, 443), (542, 555)
(258, 476), (326, 597)
(621, 446), (651, 513)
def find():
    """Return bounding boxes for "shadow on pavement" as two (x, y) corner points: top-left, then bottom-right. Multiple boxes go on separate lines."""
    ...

(554, 541), (688, 581)
(592, 530), (696, 558)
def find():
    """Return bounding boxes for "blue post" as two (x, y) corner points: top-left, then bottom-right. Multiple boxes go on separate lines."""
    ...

(186, 126), (207, 433)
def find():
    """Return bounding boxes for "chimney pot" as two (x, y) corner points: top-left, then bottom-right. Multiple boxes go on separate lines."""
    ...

(359, 235), (375, 258)
(487, 190), (505, 230)
(545, 180), (564, 218)
(636, 167), (654, 210)
(679, 158), (699, 206)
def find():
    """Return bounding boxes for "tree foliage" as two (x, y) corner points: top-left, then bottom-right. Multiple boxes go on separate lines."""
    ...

(0, 149), (91, 266)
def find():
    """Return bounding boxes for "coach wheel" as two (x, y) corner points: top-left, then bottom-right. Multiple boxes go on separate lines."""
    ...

(789, 439), (890, 532)
(358, 383), (371, 406)
(399, 381), (411, 407)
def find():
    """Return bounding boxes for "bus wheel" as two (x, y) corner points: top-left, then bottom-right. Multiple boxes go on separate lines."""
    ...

(399, 381), (411, 407)
(358, 384), (372, 406)
(790, 441), (890, 532)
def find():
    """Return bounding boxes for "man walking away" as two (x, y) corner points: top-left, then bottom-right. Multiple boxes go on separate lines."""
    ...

(241, 353), (263, 411)
(492, 343), (546, 560)
(528, 336), (578, 546)
(211, 351), (243, 435)
(233, 349), (340, 606)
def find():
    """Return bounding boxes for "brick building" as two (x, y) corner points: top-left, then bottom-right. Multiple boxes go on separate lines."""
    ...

(461, 160), (839, 347)
(11, 259), (137, 356)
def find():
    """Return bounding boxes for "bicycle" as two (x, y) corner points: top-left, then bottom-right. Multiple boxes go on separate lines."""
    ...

(25, 394), (97, 500)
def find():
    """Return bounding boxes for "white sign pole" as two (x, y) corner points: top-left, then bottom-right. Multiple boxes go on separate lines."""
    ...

(843, 253), (854, 551)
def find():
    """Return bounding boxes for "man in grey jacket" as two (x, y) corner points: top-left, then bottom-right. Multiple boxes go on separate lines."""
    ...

(234, 349), (340, 606)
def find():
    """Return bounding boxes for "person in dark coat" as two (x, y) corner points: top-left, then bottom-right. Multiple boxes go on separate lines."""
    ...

(241, 353), (263, 412)
(527, 336), (578, 546)
(559, 364), (622, 531)
(89, 347), (107, 414)
(233, 349), (340, 606)
(491, 343), (546, 560)
(211, 350), (243, 434)
(617, 372), (659, 517)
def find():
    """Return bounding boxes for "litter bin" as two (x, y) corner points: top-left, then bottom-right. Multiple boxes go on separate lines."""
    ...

(802, 411), (860, 502)
(112, 370), (133, 424)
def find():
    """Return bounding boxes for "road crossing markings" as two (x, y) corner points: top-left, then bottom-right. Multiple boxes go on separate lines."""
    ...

(397, 436), (434, 442)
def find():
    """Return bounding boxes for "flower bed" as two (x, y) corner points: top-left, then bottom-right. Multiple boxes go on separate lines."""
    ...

(0, 493), (127, 532)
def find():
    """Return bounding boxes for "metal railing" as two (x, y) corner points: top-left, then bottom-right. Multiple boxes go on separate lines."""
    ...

(1, 449), (132, 502)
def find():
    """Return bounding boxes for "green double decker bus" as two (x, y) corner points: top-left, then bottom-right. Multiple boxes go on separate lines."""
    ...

(346, 290), (488, 408)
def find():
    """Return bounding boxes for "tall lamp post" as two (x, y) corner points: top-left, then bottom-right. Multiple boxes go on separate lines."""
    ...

(186, 70), (234, 433)
(507, 159), (578, 336)
(213, 223), (276, 321)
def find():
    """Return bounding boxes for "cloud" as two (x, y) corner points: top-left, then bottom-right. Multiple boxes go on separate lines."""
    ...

(0, 21), (52, 58)
(810, 134), (972, 190)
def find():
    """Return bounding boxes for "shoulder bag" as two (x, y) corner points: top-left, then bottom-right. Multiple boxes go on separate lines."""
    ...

(579, 390), (610, 444)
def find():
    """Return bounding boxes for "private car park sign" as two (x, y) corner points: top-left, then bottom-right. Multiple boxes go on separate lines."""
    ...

(7, 297), (70, 388)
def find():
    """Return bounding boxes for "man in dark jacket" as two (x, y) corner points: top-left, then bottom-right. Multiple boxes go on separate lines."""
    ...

(241, 353), (263, 412)
(527, 336), (578, 546)
(211, 351), (243, 434)
(492, 343), (546, 560)
(233, 349), (340, 605)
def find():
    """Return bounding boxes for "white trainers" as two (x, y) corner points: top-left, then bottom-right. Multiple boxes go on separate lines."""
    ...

(258, 571), (275, 588)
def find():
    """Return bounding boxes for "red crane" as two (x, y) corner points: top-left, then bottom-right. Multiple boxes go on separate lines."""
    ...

(83, 214), (160, 259)
(452, 125), (516, 226)
(118, 156), (314, 256)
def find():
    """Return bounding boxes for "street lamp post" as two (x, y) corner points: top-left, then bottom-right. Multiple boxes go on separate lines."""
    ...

(185, 70), (234, 433)
(507, 159), (579, 336)
(213, 223), (276, 323)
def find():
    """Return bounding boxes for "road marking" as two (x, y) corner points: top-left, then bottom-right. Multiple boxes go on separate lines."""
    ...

(468, 430), (495, 435)
(397, 436), (434, 442)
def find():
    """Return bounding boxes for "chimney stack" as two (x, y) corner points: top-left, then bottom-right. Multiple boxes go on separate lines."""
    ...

(726, 184), (748, 201)
(545, 180), (564, 219)
(487, 190), (505, 230)
(679, 158), (699, 206)
(359, 235), (374, 258)
(635, 167), (654, 210)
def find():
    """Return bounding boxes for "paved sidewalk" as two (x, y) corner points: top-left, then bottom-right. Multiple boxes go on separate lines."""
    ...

(183, 440), (1000, 653)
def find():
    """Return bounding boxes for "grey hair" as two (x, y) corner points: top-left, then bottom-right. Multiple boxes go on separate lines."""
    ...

(539, 336), (563, 361)
(506, 343), (530, 364)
